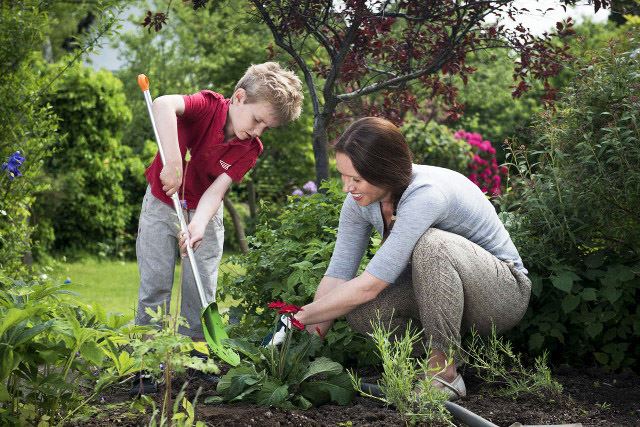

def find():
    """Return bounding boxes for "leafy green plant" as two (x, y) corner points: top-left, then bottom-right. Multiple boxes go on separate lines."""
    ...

(510, 257), (639, 370)
(127, 306), (219, 419)
(349, 317), (452, 426)
(143, 383), (205, 427)
(206, 302), (354, 409)
(0, 275), (143, 425)
(220, 180), (377, 366)
(462, 328), (563, 399)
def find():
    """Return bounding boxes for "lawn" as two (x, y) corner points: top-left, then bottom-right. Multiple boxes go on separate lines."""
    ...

(51, 255), (241, 321)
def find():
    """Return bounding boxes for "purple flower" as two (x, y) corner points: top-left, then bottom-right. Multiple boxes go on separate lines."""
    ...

(1, 151), (25, 180)
(292, 188), (304, 196)
(302, 180), (317, 194)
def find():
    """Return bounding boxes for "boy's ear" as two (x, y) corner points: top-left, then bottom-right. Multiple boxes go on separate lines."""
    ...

(233, 88), (247, 104)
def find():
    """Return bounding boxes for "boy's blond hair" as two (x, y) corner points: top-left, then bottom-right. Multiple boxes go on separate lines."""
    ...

(235, 62), (303, 125)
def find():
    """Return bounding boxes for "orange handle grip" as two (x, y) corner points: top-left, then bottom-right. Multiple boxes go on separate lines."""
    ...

(137, 74), (149, 91)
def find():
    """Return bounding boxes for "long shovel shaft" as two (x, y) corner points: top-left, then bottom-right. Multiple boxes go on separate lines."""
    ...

(138, 75), (208, 308)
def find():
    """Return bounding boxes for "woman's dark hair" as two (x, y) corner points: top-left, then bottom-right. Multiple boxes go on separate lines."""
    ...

(333, 117), (413, 202)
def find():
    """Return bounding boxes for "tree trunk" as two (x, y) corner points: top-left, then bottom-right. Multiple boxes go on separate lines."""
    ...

(223, 197), (248, 254)
(247, 177), (257, 220)
(312, 114), (330, 183)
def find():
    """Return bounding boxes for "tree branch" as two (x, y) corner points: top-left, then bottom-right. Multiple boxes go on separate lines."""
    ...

(251, 0), (321, 117)
(336, 52), (450, 101)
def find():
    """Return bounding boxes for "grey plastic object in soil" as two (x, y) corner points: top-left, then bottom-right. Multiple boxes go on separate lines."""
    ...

(360, 381), (499, 427)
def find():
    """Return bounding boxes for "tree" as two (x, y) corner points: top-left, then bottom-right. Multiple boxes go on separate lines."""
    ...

(148, 0), (609, 183)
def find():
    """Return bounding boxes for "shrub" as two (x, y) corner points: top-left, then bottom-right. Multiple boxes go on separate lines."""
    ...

(502, 42), (640, 370)
(402, 119), (472, 173)
(402, 119), (505, 196)
(32, 63), (133, 257)
(455, 130), (506, 196)
(0, 7), (58, 275)
(220, 180), (377, 366)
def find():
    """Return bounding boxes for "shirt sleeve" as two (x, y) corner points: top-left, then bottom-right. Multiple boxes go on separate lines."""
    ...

(181, 90), (223, 123)
(365, 185), (449, 284)
(325, 194), (373, 281)
(225, 144), (260, 183)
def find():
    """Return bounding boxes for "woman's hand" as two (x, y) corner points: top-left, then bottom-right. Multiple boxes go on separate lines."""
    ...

(178, 219), (207, 256)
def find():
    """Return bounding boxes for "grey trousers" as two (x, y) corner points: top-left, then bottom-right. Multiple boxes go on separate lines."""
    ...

(346, 228), (531, 357)
(135, 186), (224, 338)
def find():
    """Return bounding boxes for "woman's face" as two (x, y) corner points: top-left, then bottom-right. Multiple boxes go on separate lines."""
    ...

(335, 152), (391, 206)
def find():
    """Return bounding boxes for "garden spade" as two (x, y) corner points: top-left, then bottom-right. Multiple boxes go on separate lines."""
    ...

(137, 74), (240, 367)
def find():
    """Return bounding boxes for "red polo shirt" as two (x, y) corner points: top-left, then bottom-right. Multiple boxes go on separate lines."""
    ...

(145, 90), (263, 209)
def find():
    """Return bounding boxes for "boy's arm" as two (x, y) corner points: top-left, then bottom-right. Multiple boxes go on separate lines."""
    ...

(182, 173), (233, 251)
(152, 95), (185, 196)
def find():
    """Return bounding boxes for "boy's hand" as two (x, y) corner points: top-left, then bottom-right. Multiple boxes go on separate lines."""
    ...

(178, 219), (207, 256)
(160, 161), (182, 196)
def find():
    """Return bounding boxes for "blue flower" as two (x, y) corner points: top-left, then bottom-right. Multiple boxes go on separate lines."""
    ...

(64, 277), (72, 284)
(292, 188), (304, 196)
(1, 151), (25, 180)
(180, 199), (187, 209)
(302, 180), (318, 194)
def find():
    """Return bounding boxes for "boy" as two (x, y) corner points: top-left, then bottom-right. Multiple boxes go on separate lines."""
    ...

(132, 62), (303, 394)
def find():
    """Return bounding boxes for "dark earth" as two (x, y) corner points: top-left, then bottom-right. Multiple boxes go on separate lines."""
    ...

(81, 364), (639, 426)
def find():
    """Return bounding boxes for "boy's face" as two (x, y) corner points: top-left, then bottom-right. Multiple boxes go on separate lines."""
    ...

(227, 89), (280, 141)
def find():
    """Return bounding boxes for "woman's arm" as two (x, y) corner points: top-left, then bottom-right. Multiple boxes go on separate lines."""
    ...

(297, 271), (388, 328)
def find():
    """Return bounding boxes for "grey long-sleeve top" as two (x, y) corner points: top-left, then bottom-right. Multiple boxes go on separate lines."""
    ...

(325, 165), (527, 285)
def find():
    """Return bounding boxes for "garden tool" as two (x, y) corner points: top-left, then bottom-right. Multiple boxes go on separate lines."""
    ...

(137, 74), (240, 367)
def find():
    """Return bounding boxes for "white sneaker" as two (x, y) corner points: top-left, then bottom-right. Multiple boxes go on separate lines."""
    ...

(433, 374), (467, 401)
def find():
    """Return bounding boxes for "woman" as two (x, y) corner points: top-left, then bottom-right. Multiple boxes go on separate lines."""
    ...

(281, 117), (532, 400)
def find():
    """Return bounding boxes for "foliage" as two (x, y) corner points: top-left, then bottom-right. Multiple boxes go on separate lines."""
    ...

(0, 275), (142, 425)
(402, 119), (505, 196)
(154, 1), (589, 183)
(510, 257), (640, 371)
(350, 318), (452, 426)
(505, 43), (640, 266)
(30, 63), (133, 257)
(130, 308), (220, 379)
(0, 5), (59, 275)
(454, 130), (506, 196)
(452, 49), (543, 149)
(402, 119), (473, 173)
(144, 383), (205, 427)
(462, 328), (563, 399)
(500, 42), (640, 370)
(207, 308), (353, 409)
(129, 307), (218, 425)
(220, 180), (377, 366)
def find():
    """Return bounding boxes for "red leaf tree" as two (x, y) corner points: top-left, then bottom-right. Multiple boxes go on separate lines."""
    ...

(149, 0), (608, 183)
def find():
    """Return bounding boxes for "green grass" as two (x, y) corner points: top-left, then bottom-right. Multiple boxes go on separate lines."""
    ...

(51, 255), (242, 322)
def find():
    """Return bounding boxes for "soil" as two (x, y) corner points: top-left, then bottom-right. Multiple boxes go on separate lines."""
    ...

(82, 365), (639, 427)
